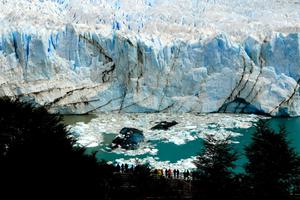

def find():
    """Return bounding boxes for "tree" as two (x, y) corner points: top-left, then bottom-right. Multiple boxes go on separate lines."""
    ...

(193, 134), (238, 199)
(0, 97), (114, 198)
(133, 164), (152, 197)
(245, 120), (300, 199)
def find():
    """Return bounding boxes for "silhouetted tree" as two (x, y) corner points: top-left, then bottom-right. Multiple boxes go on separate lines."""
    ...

(0, 97), (114, 198)
(132, 164), (186, 199)
(133, 164), (152, 198)
(245, 120), (300, 200)
(193, 134), (238, 199)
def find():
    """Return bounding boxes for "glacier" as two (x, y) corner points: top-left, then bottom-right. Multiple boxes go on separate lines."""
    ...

(1, 0), (300, 116)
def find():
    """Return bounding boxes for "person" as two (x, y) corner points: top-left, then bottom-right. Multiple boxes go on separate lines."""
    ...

(173, 169), (177, 178)
(186, 170), (190, 180)
(125, 163), (129, 173)
(176, 169), (180, 179)
(116, 164), (121, 172)
(130, 165), (134, 173)
(159, 169), (163, 177)
(165, 169), (168, 177)
(168, 169), (172, 179)
(121, 164), (124, 173)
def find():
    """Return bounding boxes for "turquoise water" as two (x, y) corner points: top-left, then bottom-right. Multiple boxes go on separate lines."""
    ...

(269, 118), (300, 152)
(64, 115), (300, 172)
(63, 114), (96, 125)
(155, 140), (202, 161)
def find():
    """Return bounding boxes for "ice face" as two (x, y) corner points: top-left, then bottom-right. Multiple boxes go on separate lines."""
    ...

(1, 28), (300, 116)
(0, 1), (300, 116)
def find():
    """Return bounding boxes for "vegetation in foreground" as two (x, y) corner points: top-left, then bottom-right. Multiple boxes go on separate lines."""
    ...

(193, 134), (238, 199)
(1, 97), (300, 199)
(0, 97), (114, 198)
(245, 121), (300, 199)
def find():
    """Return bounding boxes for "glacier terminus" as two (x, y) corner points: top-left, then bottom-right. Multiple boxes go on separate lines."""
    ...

(0, 0), (300, 116)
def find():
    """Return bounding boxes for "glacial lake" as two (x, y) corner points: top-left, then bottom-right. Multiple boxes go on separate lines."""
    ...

(63, 114), (300, 173)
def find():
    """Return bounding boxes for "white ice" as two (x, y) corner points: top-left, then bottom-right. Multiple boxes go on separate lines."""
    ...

(106, 114), (262, 170)
(1, 0), (300, 41)
(115, 156), (198, 171)
(69, 113), (264, 153)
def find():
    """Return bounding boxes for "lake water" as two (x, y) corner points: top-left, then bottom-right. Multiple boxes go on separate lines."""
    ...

(64, 113), (300, 173)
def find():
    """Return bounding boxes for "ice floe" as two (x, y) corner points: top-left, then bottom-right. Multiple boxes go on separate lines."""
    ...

(69, 113), (263, 146)
(69, 113), (265, 167)
(115, 156), (198, 171)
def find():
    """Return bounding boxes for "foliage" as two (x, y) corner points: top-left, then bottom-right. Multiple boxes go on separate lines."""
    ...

(193, 134), (238, 199)
(245, 120), (300, 199)
(2, 97), (300, 199)
(0, 97), (114, 198)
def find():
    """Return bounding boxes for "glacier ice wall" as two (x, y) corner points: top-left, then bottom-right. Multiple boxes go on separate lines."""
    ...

(1, 0), (300, 116)
(1, 24), (300, 116)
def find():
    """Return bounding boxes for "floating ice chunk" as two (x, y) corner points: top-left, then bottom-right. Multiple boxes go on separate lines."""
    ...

(69, 113), (262, 148)
(184, 125), (197, 129)
(112, 142), (158, 156)
(68, 113), (264, 170)
(115, 156), (197, 171)
(68, 121), (103, 147)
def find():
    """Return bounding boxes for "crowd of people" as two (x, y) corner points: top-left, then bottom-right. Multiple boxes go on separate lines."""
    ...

(152, 169), (192, 179)
(115, 163), (192, 180)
